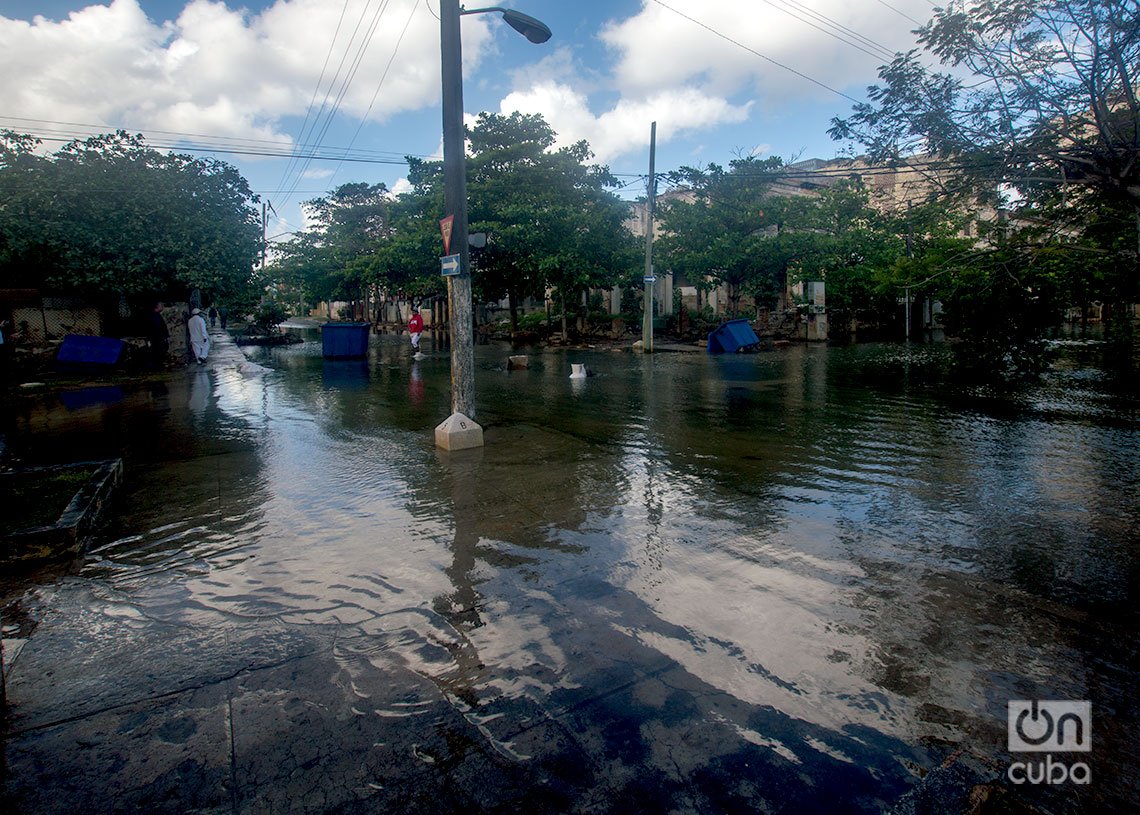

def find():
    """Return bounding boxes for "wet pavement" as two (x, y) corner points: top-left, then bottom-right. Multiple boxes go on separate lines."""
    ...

(1, 326), (1138, 814)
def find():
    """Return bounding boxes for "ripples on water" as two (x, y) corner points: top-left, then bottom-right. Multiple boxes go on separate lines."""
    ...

(5, 334), (1137, 811)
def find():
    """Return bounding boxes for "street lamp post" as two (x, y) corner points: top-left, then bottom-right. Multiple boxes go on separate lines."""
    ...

(435, 1), (550, 451)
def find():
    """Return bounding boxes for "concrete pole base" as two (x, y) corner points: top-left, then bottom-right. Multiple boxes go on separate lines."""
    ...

(435, 412), (484, 450)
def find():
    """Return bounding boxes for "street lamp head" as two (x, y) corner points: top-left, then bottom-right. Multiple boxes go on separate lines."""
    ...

(501, 10), (551, 43)
(461, 6), (552, 44)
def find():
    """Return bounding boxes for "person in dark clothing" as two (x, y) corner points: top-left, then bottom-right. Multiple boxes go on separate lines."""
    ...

(147, 301), (170, 369)
(218, 305), (228, 330)
(208, 305), (218, 328)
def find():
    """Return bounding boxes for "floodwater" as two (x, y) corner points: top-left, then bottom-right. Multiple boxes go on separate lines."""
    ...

(2, 329), (1138, 814)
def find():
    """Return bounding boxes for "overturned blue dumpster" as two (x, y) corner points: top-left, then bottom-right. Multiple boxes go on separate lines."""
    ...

(321, 322), (370, 359)
(56, 334), (124, 369)
(707, 319), (760, 353)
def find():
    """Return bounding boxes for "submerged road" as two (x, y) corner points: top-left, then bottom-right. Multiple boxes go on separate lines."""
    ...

(2, 328), (1137, 813)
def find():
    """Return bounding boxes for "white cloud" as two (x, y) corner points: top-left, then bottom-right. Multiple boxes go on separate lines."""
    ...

(0, 0), (493, 144)
(491, 0), (930, 164)
(0, 0), (935, 173)
(501, 81), (750, 163)
(599, 0), (930, 100)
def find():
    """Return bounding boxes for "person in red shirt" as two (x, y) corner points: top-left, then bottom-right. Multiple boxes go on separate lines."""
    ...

(408, 306), (424, 352)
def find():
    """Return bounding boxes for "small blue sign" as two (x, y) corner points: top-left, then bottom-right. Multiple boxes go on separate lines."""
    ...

(440, 253), (461, 276)
(643, 276), (657, 283)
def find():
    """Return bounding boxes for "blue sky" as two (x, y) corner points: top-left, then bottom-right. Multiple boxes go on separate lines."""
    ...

(0, 0), (939, 241)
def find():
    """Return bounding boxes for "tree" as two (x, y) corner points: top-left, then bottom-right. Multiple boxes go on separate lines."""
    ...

(275, 182), (392, 315)
(465, 112), (637, 335)
(0, 130), (262, 305)
(830, 0), (1140, 368)
(829, 0), (1139, 265)
(657, 156), (791, 316)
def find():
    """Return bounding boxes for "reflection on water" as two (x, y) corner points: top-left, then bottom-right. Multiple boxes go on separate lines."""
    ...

(3, 332), (1137, 812)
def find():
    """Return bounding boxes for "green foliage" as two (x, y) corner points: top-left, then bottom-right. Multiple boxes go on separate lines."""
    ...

(937, 248), (1061, 379)
(275, 182), (391, 306)
(657, 165), (917, 321)
(0, 130), (261, 302)
(465, 112), (638, 329)
(657, 156), (788, 315)
(829, 0), (1140, 277)
(515, 310), (549, 331)
(266, 113), (635, 332)
(248, 301), (290, 336)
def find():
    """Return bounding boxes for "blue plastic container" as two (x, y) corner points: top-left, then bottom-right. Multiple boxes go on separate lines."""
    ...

(56, 334), (125, 367)
(321, 322), (370, 359)
(707, 319), (760, 353)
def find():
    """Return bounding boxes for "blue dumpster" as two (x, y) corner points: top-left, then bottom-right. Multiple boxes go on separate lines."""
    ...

(707, 319), (760, 353)
(56, 334), (124, 368)
(321, 322), (370, 359)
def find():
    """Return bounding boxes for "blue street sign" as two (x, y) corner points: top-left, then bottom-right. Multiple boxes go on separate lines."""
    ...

(440, 253), (461, 276)
(643, 276), (657, 283)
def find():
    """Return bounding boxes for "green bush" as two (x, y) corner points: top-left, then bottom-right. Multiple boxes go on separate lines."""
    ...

(516, 311), (549, 331)
(249, 301), (290, 335)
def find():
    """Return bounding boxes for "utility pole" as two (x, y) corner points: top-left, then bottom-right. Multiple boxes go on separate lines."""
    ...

(434, 1), (550, 450)
(440, 0), (476, 423)
(261, 201), (268, 274)
(642, 121), (657, 353)
(905, 200), (913, 341)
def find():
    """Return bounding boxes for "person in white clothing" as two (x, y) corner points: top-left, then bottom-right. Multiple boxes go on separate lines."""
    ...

(188, 308), (210, 364)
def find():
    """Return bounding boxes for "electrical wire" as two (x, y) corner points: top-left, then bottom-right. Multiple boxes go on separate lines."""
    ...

(873, 0), (923, 27)
(0, 116), (428, 163)
(758, 0), (896, 62)
(319, 0), (421, 193)
(277, 0), (394, 207)
(648, 0), (862, 103)
(276, 0), (354, 201)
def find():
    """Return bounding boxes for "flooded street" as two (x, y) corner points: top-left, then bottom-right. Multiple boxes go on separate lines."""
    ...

(2, 329), (1138, 814)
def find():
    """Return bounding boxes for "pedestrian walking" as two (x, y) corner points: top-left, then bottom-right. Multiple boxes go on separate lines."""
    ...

(147, 301), (170, 369)
(408, 306), (424, 352)
(218, 305), (228, 330)
(208, 305), (217, 328)
(188, 307), (210, 364)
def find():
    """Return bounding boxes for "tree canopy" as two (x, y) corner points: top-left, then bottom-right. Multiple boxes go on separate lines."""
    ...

(0, 130), (262, 304)
(656, 158), (919, 319)
(829, 0), (1139, 250)
(829, 0), (1139, 370)
(275, 112), (637, 334)
(465, 112), (638, 331)
(275, 182), (392, 309)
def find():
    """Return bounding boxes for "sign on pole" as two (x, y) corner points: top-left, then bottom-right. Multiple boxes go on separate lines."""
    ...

(440, 215), (455, 255)
(440, 253), (461, 276)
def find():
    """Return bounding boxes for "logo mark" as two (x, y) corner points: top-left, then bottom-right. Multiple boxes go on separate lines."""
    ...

(1008, 701), (1091, 753)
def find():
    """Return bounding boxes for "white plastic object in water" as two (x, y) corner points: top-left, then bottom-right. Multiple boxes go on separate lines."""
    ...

(569, 363), (587, 379)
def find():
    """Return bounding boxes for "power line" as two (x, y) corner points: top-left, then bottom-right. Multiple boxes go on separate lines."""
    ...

(322, 0), (420, 193)
(758, 0), (896, 62)
(0, 117), (429, 163)
(276, 0), (354, 201)
(648, 0), (862, 103)
(873, 0), (923, 27)
(10, 132), (412, 165)
(1, 120), (423, 163)
(278, 0), (394, 206)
